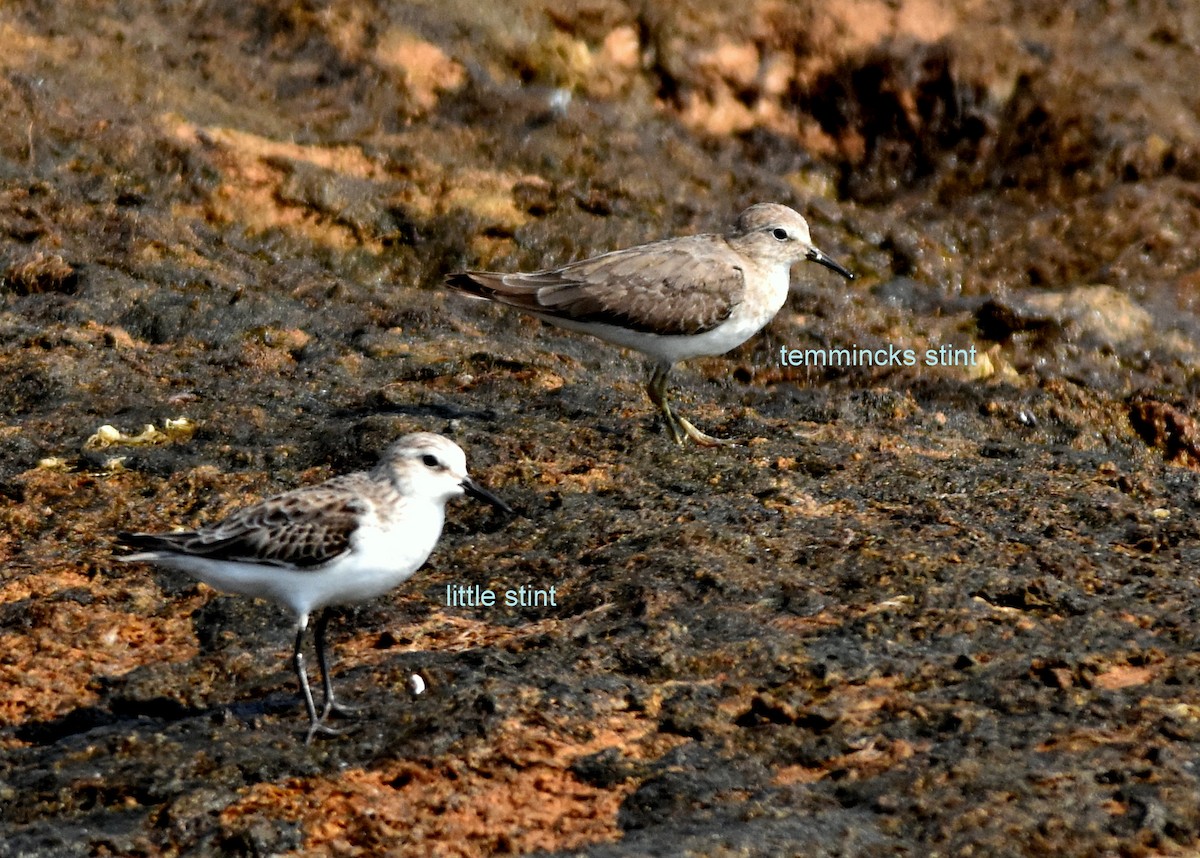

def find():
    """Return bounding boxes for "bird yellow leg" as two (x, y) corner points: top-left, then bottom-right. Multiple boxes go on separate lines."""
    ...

(645, 364), (737, 447)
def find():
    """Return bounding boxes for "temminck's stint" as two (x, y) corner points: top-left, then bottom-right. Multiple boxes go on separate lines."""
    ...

(445, 203), (853, 445)
(118, 433), (511, 744)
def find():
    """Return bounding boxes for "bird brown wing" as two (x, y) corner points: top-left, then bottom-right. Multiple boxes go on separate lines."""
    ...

(445, 235), (745, 336)
(121, 478), (369, 569)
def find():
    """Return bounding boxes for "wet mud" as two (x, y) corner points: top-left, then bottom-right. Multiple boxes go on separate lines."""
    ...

(2, 1), (1200, 856)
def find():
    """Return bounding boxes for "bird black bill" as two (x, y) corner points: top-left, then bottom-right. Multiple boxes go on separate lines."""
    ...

(462, 477), (513, 514)
(809, 247), (854, 280)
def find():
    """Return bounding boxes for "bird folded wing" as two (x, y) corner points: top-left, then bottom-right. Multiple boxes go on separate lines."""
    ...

(449, 236), (744, 336)
(171, 489), (365, 569)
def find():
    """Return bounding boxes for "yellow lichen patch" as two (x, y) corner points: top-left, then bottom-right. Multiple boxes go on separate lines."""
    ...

(774, 737), (923, 788)
(263, 327), (312, 352)
(853, 0), (955, 47)
(679, 79), (762, 137)
(165, 115), (539, 249)
(600, 26), (639, 70)
(314, 2), (372, 61)
(235, 341), (299, 374)
(769, 609), (844, 636)
(84, 418), (196, 451)
(1036, 726), (1149, 754)
(3, 251), (77, 295)
(522, 459), (617, 493)
(167, 119), (384, 179)
(240, 327), (313, 371)
(228, 762), (623, 856)
(438, 167), (533, 235)
(796, 0), (955, 62)
(373, 28), (466, 112)
(1090, 664), (1156, 691)
(0, 20), (68, 69)
(0, 465), (276, 737)
(336, 614), (566, 669)
(362, 122), (544, 235)
(772, 764), (825, 785)
(675, 0), (961, 137)
(80, 321), (144, 350)
(163, 118), (387, 251)
(0, 583), (202, 729)
(507, 367), (566, 392)
(0, 569), (98, 605)
(221, 704), (676, 856)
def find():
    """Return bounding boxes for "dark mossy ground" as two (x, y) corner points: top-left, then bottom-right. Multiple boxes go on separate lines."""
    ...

(2, 1), (1200, 856)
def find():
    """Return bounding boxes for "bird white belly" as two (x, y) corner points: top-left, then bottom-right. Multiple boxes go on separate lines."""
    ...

(306, 503), (445, 609)
(163, 504), (446, 622)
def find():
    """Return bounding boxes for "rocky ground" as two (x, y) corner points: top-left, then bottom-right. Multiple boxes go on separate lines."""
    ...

(2, 0), (1200, 855)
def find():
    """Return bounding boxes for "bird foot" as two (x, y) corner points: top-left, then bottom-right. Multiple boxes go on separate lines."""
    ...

(304, 719), (344, 745)
(321, 698), (364, 720)
(672, 415), (739, 447)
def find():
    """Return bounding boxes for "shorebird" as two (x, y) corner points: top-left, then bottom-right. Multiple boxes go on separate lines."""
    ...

(445, 203), (853, 445)
(118, 432), (510, 743)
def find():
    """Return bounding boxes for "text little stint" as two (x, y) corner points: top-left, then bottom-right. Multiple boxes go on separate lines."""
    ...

(445, 583), (557, 608)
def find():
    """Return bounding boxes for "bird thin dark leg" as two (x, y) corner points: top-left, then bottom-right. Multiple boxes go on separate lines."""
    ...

(645, 363), (736, 447)
(294, 623), (341, 744)
(314, 608), (361, 720)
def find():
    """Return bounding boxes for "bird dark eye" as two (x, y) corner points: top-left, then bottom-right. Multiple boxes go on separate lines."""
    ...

(772, 228), (789, 241)
(422, 454), (440, 468)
